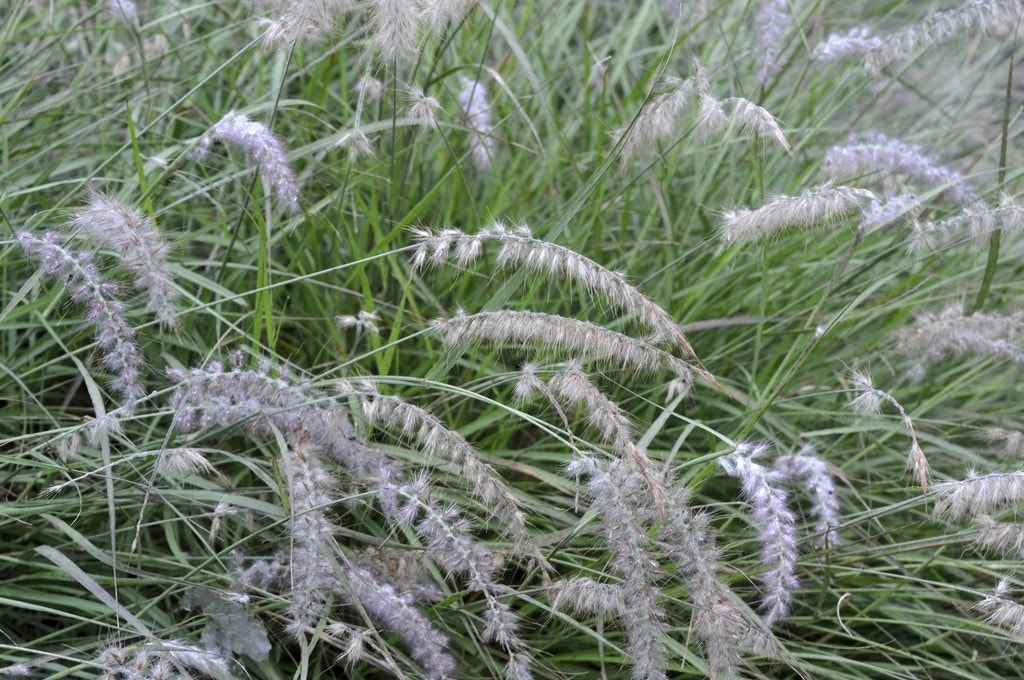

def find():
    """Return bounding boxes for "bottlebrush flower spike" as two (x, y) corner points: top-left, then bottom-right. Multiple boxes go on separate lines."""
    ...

(865, 0), (1024, 74)
(18, 230), (146, 414)
(753, 0), (790, 85)
(457, 76), (497, 170)
(411, 222), (700, 359)
(813, 27), (883, 63)
(719, 442), (799, 626)
(775, 446), (844, 549)
(823, 132), (976, 204)
(67, 189), (179, 328)
(192, 110), (301, 213)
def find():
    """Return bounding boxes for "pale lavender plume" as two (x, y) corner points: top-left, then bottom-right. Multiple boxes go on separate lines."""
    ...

(813, 27), (882, 63)
(775, 446), (843, 550)
(719, 442), (799, 626)
(67, 189), (179, 328)
(457, 77), (497, 170)
(18, 230), (146, 413)
(753, 0), (790, 85)
(823, 132), (976, 204)
(192, 110), (301, 213)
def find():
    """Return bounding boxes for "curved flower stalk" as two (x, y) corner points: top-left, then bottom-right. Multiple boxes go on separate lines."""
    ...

(847, 370), (930, 492)
(378, 475), (533, 678)
(559, 452), (780, 679)
(96, 640), (230, 680)
(68, 189), (179, 328)
(429, 309), (707, 383)
(259, 0), (342, 48)
(697, 96), (791, 152)
(775, 446), (844, 550)
(823, 132), (976, 204)
(893, 307), (1024, 376)
(613, 59), (789, 163)
(718, 184), (875, 244)
(191, 110), (301, 213)
(168, 356), (400, 480)
(932, 470), (1024, 521)
(910, 196), (1024, 250)
(719, 442), (799, 627)
(170, 355), (531, 677)
(336, 379), (542, 565)
(344, 564), (456, 679)
(562, 455), (670, 680)
(658, 490), (780, 678)
(18, 230), (147, 414)
(973, 515), (1024, 559)
(864, 0), (1024, 74)
(411, 221), (699, 359)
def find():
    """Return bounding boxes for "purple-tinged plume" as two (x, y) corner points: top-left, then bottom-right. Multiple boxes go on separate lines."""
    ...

(457, 77), (497, 170)
(68, 189), (179, 328)
(753, 0), (790, 85)
(776, 446), (843, 550)
(18, 231), (146, 414)
(813, 27), (882, 63)
(192, 110), (301, 213)
(824, 132), (975, 204)
(719, 442), (799, 626)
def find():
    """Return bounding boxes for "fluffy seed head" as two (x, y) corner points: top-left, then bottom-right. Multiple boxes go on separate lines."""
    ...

(67, 189), (179, 327)
(933, 470), (1024, 521)
(719, 442), (800, 626)
(718, 184), (876, 244)
(192, 110), (301, 213)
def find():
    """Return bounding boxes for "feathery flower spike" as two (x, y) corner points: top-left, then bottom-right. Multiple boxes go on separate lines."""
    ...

(824, 132), (975, 204)
(370, 0), (422, 65)
(977, 578), (1024, 637)
(718, 184), (875, 243)
(719, 442), (799, 626)
(429, 309), (708, 383)
(411, 222), (701, 359)
(775, 446), (843, 549)
(932, 470), (1024, 521)
(67, 189), (179, 328)
(865, 0), (1024, 74)
(894, 306), (1024, 373)
(192, 110), (301, 213)
(18, 231), (146, 413)
(813, 27), (883, 63)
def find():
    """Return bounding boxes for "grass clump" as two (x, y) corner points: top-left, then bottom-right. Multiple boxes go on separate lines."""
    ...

(4, 0), (1024, 679)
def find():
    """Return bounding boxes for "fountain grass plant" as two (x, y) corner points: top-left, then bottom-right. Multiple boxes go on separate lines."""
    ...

(3, 0), (1024, 678)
